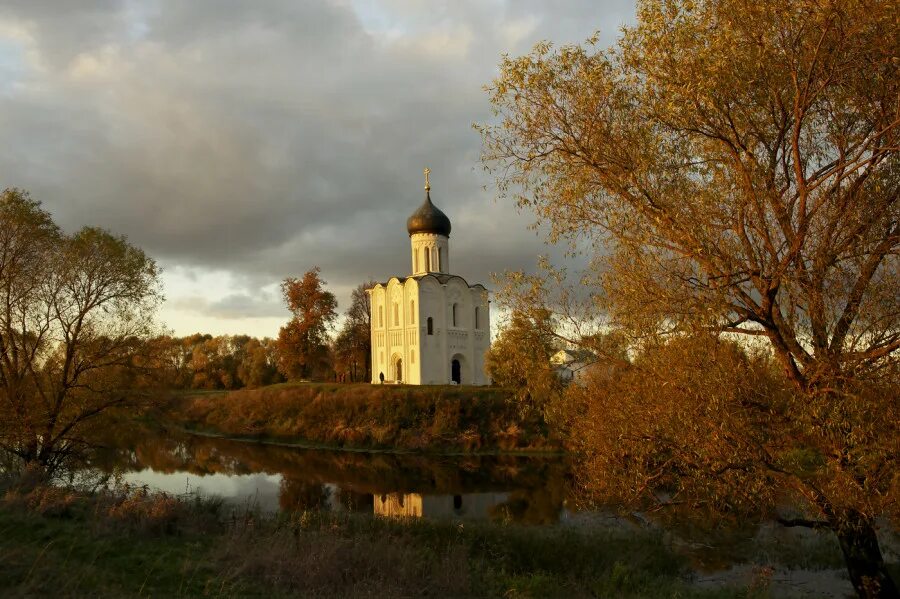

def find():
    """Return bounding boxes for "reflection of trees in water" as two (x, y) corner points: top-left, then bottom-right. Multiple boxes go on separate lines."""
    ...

(491, 484), (569, 526)
(279, 480), (374, 513)
(90, 423), (570, 523)
(279, 478), (329, 512)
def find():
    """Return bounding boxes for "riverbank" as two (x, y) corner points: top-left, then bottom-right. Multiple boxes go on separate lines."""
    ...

(167, 382), (556, 453)
(0, 482), (775, 598)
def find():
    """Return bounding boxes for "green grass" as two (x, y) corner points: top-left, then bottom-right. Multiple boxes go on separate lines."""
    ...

(0, 484), (768, 598)
(0, 499), (220, 595)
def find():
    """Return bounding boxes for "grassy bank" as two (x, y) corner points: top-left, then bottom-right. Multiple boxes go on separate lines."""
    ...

(168, 382), (555, 453)
(0, 483), (769, 598)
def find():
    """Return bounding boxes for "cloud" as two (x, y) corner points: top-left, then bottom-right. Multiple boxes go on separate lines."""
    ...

(0, 0), (636, 335)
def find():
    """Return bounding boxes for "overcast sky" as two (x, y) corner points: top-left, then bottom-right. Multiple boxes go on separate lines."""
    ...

(0, 0), (636, 338)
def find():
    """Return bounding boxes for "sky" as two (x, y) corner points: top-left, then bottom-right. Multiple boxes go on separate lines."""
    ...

(0, 0), (636, 338)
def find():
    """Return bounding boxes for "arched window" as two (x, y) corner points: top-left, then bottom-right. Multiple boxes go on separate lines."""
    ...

(424, 248), (430, 272)
(451, 303), (458, 327)
(438, 247), (443, 272)
(393, 303), (399, 326)
(410, 350), (415, 364)
(427, 317), (433, 335)
(414, 250), (419, 272)
(474, 306), (480, 330)
(410, 300), (415, 324)
(379, 306), (384, 328)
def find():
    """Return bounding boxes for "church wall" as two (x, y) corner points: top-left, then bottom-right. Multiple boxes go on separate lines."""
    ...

(417, 277), (446, 384)
(369, 286), (386, 382)
(370, 277), (490, 386)
(470, 287), (491, 385)
(402, 278), (421, 384)
(369, 279), (423, 384)
(444, 277), (472, 383)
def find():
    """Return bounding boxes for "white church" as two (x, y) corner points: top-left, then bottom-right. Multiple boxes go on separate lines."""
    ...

(367, 170), (490, 385)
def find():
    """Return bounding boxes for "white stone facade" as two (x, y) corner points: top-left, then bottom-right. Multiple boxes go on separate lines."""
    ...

(368, 275), (490, 385)
(367, 182), (490, 385)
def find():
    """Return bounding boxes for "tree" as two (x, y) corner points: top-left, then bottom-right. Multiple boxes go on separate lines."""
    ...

(237, 337), (282, 388)
(276, 268), (337, 380)
(0, 189), (163, 475)
(481, 0), (899, 594)
(333, 281), (375, 382)
(485, 309), (562, 418)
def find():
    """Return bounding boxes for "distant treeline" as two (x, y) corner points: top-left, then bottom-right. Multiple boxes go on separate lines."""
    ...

(155, 334), (284, 390)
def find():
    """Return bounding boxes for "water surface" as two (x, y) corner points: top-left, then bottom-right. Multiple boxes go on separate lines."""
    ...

(92, 426), (571, 524)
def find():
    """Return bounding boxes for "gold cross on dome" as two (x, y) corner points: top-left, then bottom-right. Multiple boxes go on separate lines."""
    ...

(424, 167), (431, 190)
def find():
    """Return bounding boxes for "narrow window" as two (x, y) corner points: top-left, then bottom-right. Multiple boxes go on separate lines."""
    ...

(414, 249), (418, 272)
(474, 306), (480, 330)
(393, 303), (399, 326)
(410, 350), (415, 364)
(437, 247), (443, 272)
(379, 306), (384, 328)
(427, 317), (433, 335)
(452, 303), (458, 327)
(425, 249), (430, 272)
(410, 300), (415, 324)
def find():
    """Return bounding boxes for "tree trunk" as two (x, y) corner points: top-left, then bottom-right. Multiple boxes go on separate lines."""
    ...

(836, 513), (899, 598)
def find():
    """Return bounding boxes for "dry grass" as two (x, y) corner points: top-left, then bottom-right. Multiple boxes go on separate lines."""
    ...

(0, 480), (755, 598)
(170, 382), (554, 453)
(217, 517), (471, 596)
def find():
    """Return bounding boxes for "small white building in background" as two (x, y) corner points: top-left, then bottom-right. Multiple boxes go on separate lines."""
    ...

(551, 349), (596, 384)
(367, 170), (490, 385)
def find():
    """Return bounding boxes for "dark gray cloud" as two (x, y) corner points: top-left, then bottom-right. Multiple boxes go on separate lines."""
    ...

(0, 0), (635, 331)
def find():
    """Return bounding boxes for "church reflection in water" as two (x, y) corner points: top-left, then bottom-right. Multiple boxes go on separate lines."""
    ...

(373, 492), (510, 520)
(95, 423), (571, 525)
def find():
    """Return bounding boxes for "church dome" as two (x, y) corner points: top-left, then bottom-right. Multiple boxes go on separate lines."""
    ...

(406, 190), (451, 237)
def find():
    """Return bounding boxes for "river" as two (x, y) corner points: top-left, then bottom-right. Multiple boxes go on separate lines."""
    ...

(81, 424), (859, 597)
(89, 425), (572, 525)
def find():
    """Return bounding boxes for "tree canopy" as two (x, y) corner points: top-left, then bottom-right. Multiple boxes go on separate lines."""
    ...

(0, 189), (163, 474)
(481, 0), (899, 595)
(485, 309), (562, 419)
(276, 267), (338, 380)
(333, 281), (375, 383)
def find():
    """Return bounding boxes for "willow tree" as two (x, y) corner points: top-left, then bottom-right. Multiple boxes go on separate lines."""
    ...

(480, 1), (899, 595)
(0, 189), (162, 475)
(485, 309), (562, 419)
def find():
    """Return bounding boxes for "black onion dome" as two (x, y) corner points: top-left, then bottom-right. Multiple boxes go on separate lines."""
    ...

(406, 191), (451, 237)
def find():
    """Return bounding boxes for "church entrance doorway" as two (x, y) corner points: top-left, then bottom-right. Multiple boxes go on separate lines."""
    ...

(450, 353), (469, 385)
(395, 358), (403, 383)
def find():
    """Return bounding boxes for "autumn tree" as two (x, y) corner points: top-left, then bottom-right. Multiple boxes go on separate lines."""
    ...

(333, 280), (375, 382)
(481, 0), (899, 594)
(0, 189), (163, 475)
(237, 337), (282, 388)
(276, 268), (337, 380)
(485, 309), (562, 418)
